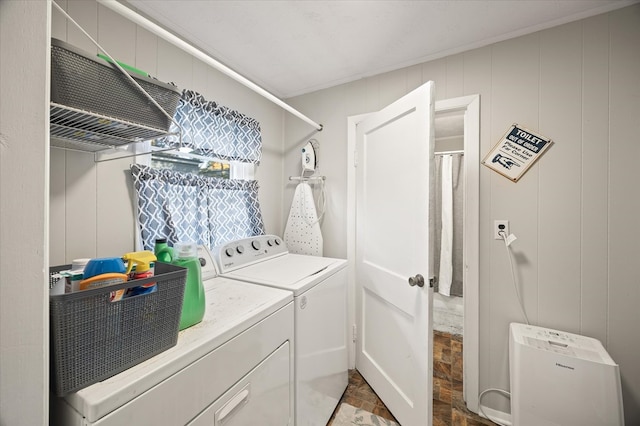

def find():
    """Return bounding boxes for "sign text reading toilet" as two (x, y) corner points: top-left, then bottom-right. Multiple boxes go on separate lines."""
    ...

(481, 123), (553, 182)
(506, 127), (549, 153)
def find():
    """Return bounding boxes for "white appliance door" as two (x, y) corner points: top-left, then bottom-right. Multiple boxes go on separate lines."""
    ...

(223, 254), (339, 295)
(355, 81), (435, 426)
(296, 267), (348, 426)
(187, 342), (291, 426)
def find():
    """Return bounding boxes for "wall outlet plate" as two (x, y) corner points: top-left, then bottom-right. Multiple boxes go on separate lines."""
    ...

(494, 220), (509, 239)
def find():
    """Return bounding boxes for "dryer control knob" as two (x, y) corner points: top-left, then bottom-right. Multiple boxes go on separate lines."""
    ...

(224, 248), (234, 257)
(251, 241), (261, 250)
(267, 239), (274, 246)
(274, 238), (281, 245)
(236, 245), (245, 254)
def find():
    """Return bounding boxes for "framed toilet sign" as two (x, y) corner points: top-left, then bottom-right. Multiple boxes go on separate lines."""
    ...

(482, 124), (553, 182)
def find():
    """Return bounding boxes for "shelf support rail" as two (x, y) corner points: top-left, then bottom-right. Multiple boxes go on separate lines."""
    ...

(96, 0), (323, 132)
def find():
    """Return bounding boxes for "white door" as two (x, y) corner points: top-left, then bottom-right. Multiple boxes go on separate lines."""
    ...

(355, 82), (434, 426)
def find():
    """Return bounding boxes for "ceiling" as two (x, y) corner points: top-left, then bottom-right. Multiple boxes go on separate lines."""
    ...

(128, 0), (636, 99)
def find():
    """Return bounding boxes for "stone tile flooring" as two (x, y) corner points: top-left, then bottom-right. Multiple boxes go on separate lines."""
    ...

(433, 330), (496, 426)
(328, 331), (497, 426)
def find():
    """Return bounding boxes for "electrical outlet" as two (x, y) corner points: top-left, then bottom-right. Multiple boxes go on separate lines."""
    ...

(494, 220), (509, 239)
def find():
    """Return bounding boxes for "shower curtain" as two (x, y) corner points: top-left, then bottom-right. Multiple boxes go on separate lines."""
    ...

(434, 154), (464, 297)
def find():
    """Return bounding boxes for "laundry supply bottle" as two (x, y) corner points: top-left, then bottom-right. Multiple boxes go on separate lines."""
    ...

(122, 250), (157, 297)
(154, 238), (174, 263)
(172, 242), (205, 330)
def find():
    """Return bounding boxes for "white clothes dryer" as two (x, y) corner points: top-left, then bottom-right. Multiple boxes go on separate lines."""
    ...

(51, 247), (295, 426)
(213, 235), (348, 426)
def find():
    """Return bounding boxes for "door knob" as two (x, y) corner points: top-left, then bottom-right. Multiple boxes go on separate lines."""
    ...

(408, 274), (425, 288)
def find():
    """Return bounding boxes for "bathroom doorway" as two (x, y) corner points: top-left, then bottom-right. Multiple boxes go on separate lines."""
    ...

(347, 93), (480, 415)
(434, 109), (465, 335)
(431, 95), (481, 416)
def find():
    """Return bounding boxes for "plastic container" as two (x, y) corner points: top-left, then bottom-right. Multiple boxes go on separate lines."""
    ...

(83, 257), (126, 280)
(96, 53), (149, 77)
(172, 242), (205, 330)
(79, 272), (129, 301)
(49, 259), (90, 295)
(50, 38), (180, 133)
(71, 258), (91, 271)
(154, 238), (174, 263)
(49, 262), (187, 396)
(122, 251), (157, 297)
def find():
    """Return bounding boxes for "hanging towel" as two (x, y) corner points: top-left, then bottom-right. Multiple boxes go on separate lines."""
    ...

(284, 182), (323, 256)
(438, 155), (453, 296)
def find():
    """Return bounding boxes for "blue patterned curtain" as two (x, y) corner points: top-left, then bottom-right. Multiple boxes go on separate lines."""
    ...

(161, 89), (262, 164)
(131, 164), (265, 250)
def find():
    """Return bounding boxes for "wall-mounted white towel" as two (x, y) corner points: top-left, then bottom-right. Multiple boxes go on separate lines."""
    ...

(438, 155), (453, 296)
(284, 182), (323, 256)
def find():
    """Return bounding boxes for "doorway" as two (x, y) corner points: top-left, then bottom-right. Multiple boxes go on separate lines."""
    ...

(433, 109), (465, 334)
(347, 94), (480, 416)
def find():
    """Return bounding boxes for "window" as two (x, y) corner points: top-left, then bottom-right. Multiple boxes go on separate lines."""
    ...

(151, 145), (232, 179)
(132, 89), (263, 250)
(150, 140), (255, 180)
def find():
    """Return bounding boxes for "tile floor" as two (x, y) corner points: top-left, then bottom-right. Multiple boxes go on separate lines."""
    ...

(328, 331), (497, 426)
(432, 330), (496, 426)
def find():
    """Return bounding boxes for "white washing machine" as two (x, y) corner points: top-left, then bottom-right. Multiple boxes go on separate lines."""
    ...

(213, 235), (348, 426)
(51, 247), (295, 426)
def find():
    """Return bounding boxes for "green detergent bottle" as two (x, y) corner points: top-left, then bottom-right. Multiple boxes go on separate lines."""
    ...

(173, 242), (205, 330)
(154, 238), (174, 263)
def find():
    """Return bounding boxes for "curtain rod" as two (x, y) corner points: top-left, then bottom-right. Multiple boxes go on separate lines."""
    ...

(96, 0), (323, 132)
(289, 175), (326, 182)
(435, 149), (464, 156)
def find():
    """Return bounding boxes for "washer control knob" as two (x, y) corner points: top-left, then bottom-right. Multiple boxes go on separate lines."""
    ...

(274, 238), (281, 245)
(236, 245), (245, 254)
(267, 239), (274, 246)
(224, 248), (234, 257)
(251, 241), (261, 250)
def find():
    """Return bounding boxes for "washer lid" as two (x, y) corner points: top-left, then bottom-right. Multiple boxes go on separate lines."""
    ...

(222, 254), (345, 294)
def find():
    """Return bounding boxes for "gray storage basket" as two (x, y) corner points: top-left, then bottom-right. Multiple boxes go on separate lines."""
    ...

(50, 38), (180, 133)
(49, 262), (186, 396)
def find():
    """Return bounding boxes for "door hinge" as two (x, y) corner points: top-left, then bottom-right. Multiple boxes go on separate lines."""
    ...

(352, 324), (357, 342)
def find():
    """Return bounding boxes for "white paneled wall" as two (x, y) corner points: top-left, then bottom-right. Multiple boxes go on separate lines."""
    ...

(285, 4), (640, 422)
(49, 0), (286, 264)
(3, 2), (636, 425)
(581, 12), (610, 345)
(608, 7), (640, 424)
(0, 3), (50, 426)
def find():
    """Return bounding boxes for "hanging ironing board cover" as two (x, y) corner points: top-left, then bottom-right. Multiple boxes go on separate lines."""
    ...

(284, 182), (323, 256)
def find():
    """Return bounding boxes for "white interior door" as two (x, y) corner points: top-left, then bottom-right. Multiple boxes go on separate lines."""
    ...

(355, 82), (435, 426)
